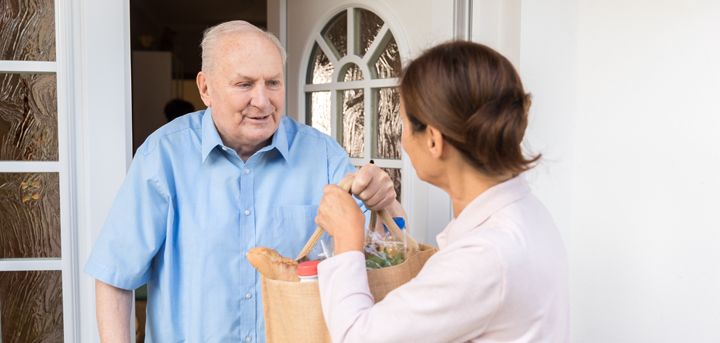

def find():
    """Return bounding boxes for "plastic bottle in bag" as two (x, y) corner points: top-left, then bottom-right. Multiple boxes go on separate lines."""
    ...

(382, 217), (406, 256)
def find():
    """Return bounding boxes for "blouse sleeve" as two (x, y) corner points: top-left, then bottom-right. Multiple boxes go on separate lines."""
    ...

(317, 237), (505, 343)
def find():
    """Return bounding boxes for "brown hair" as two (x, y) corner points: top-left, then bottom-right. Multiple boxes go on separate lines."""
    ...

(400, 41), (539, 176)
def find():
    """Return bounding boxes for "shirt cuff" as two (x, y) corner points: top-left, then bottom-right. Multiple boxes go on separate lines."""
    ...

(319, 250), (365, 272)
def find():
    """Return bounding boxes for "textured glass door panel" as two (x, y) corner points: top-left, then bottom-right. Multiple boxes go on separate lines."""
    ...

(373, 88), (402, 159)
(0, 74), (58, 161)
(339, 89), (364, 158)
(0, 173), (60, 258)
(341, 63), (364, 82)
(372, 35), (401, 79)
(306, 91), (331, 136)
(0, 0), (56, 61)
(380, 168), (401, 204)
(307, 43), (333, 85)
(322, 11), (347, 59)
(0, 270), (63, 342)
(355, 8), (384, 57)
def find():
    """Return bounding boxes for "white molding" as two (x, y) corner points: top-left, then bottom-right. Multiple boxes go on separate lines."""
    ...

(331, 80), (338, 141)
(361, 24), (390, 64)
(346, 8), (355, 57)
(0, 161), (61, 172)
(349, 158), (402, 169)
(0, 61), (56, 73)
(315, 33), (340, 67)
(0, 259), (62, 271)
(333, 55), (370, 83)
(303, 78), (398, 92)
(454, 0), (471, 40)
(56, 0), (81, 341)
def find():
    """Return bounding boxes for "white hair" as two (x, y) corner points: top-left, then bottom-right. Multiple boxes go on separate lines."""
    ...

(200, 21), (287, 74)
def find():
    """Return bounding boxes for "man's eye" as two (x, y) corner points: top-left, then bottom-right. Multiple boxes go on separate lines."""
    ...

(238, 83), (251, 88)
(268, 81), (280, 86)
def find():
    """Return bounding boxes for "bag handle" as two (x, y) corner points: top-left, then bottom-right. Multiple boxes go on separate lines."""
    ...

(295, 176), (419, 262)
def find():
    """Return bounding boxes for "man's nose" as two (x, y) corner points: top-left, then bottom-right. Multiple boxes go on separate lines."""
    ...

(250, 83), (271, 109)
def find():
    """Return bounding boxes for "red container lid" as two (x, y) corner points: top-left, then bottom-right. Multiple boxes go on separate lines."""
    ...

(297, 260), (320, 277)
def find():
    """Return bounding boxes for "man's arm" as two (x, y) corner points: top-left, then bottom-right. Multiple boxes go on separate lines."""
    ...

(96, 279), (133, 343)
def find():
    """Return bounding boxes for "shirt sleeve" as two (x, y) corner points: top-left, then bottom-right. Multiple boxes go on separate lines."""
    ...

(317, 238), (504, 343)
(83, 148), (171, 290)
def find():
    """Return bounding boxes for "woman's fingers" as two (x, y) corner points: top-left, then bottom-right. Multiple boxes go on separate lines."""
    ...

(316, 185), (363, 234)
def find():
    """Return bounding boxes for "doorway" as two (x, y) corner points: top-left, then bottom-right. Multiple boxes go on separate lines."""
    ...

(128, 1), (267, 341)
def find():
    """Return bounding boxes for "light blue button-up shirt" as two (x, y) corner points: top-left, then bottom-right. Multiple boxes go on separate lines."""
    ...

(84, 108), (362, 343)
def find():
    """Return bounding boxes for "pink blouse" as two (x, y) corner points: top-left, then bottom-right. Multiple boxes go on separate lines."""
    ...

(318, 176), (570, 343)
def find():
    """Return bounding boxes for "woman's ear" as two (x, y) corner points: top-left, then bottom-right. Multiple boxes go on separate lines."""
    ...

(426, 125), (445, 159)
(196, 72), (212, 107)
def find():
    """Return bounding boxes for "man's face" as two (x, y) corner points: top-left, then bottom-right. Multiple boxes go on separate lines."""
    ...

(197, 32), (285, 155)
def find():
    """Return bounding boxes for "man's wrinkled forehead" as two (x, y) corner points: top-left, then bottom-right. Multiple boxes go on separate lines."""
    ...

(220, 31), (279, 58)
(212, 32), (283, 72)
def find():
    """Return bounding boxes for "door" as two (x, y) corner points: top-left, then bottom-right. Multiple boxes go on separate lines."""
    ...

(284, 0), (459, 246)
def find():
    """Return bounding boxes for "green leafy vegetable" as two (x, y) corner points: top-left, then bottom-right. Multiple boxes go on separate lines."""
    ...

(365, 248), (405, 270)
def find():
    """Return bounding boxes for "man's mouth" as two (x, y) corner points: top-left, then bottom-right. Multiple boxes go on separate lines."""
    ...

(248, 115), (270, 121)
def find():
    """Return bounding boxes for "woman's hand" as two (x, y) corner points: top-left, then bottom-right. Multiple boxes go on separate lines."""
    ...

(316, 184), (366, 255)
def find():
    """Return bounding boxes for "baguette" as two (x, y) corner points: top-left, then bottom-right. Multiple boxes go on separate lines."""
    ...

(247, 247), (300, 282)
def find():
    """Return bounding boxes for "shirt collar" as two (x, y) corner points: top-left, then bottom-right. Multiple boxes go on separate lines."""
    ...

(443, 175), (532, 242)
(201, 108), (290, 163)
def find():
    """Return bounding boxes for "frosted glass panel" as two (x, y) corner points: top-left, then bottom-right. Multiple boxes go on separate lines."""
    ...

(381, 168), (401, 204)
(340, 89), (364, 158)
(322, 11), (347, 59)
(0, 74), (58, 161)
(307, 43), (333, 85)
(307, 91), (331, 136)
(0, 0), (56, 61)
(374, 88), (402, 159)
(0, 270), (63, 342)
(373, 35), (402, 79)
(342, 64), (364, 82)
(356, 8), (384, 57)
(0, 173), (61, 258)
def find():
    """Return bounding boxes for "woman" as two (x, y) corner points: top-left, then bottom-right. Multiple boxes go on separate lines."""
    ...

(315, 41), (570, 343)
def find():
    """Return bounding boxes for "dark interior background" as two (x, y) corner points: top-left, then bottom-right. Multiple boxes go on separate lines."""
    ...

(130, 0), (267, 79)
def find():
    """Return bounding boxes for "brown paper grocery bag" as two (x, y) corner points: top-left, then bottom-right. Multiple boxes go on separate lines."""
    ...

(260, 176), (439, 343)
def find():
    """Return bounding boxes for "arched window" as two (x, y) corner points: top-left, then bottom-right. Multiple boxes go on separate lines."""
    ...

(303, 7), (404, 200)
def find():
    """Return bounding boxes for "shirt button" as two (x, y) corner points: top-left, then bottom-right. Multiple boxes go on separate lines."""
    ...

(245, 169), (250, 174)
(246, 337), (252, 342)
(222, 146), (227, 151)
(246, 293), (252, 299)
(245, 210), (250, 216)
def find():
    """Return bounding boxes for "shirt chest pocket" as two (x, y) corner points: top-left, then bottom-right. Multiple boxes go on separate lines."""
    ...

(272, 205), (319, 259)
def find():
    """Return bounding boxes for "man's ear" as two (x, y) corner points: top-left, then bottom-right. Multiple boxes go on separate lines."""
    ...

(426, 125), (445, 159)
(196, 72), (212, 107)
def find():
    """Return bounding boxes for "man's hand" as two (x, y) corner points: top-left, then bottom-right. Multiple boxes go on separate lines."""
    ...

(96, 280), (133, 343)
(316, 185), (366, 255)
(346, 164), (396, 211)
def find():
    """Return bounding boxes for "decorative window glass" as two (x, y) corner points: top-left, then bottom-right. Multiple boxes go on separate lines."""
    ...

(0, 0), (67, 341)
(304, 7), (403, 201)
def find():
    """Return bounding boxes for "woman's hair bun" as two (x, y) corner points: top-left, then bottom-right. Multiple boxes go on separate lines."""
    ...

(400, 41), (539, 176)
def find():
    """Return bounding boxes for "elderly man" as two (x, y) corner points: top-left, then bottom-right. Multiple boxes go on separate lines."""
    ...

(84, 21), (404, 342)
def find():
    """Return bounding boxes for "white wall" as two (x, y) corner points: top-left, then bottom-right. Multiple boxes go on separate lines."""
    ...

(517, 0), (720, 341)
